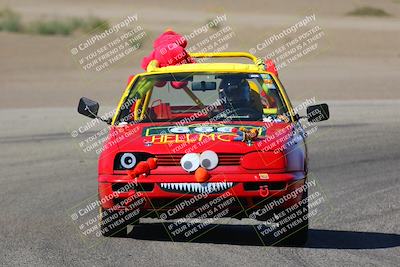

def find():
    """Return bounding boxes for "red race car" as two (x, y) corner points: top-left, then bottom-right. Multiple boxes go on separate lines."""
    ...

(78, 52), (329, 245)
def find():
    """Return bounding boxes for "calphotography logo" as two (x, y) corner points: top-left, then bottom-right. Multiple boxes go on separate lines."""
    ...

(249, 13), (328, 71)
(69, 14), (147, 78)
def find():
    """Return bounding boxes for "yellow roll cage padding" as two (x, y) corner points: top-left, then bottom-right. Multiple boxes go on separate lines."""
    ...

(263, 108), (279, 114)
(134, 89), (153, 121)
(111, 52), (295, 125)
(133, 98), (142, 121)
(189, 52), (259, 65)
(140, 89), (152, 120)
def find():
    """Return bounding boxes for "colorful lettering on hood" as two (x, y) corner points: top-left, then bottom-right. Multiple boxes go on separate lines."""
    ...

(142, 124), (266, 144)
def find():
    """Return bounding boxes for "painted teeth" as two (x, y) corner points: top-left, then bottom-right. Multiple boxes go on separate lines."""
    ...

(160, 182), (234, 193)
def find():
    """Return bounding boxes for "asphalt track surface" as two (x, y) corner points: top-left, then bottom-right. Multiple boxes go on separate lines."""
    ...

(0, 100), (399, 266)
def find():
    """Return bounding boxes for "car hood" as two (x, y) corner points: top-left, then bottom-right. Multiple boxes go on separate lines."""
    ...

(107, 121), (294, 155)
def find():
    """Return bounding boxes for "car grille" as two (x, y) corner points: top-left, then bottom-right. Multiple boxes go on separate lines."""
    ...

(159, 182), (234, 194)
(156, 154), (241, 166)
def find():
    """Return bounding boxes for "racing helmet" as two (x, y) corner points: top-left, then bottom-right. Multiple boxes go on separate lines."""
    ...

(219, 77), (251, 105)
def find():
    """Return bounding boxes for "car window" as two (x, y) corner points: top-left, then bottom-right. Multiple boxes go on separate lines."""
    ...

(116, 73), (289, 124)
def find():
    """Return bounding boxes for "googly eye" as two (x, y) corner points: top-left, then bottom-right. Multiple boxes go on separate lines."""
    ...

(194, 126), (214, 133)
(169, 126), (190, 134)
(120, 153), (136, 169)
(180, 153), (200, 172)
(200, 150), (218, 170)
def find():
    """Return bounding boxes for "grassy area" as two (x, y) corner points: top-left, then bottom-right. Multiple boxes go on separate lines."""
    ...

(0, 7), (109, 36)
(27, 17), (109, 36)
(0, 8), (22, 32)
(347, 6), (391, 17)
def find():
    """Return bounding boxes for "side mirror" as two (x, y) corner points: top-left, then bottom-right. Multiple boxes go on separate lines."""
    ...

(307, 103), (329, 122)
(78, 97), (99, 119)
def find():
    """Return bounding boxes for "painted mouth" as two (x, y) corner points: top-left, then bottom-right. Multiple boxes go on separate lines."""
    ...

(159, 182), (234, 194)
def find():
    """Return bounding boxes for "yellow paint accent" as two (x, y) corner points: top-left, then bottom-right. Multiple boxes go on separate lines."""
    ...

(270, 74), (295, 120)
(189, 52), (258, 64)
(111, 75), (138, 125)
(146, 60), (159, 72)
(198, 133), (215, 142)
(216, 134), (233, 142)
(263, 108), (278, 114)
(151, 135), (164, 143)
(149, 133), (235, 144)
(175, 135), (187, 143)
(248, 81), (260, 93)
(148, 63), (261, 73)
(164, 135), (176, 143)
(134, 98), (142, 121)
(140, 89), (153, 120)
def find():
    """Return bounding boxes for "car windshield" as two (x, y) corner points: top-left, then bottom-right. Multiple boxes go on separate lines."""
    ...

(116, 72), (289, 124)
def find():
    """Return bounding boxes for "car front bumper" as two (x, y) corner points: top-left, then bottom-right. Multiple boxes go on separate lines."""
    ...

(98, 171), (306, 217)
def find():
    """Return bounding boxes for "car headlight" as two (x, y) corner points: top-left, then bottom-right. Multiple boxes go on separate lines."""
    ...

(120, 153), (136, 169)
(114, 152), (153, 170)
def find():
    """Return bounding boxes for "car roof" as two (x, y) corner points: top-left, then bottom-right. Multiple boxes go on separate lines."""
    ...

(142, 52), (270, 75)
(148, 63), (263, 73)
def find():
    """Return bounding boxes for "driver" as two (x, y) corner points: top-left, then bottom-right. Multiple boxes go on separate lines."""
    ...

(219, 77), (251, 109)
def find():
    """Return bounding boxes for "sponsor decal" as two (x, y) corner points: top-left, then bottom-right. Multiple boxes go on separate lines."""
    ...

(142, 124), (266, 144)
